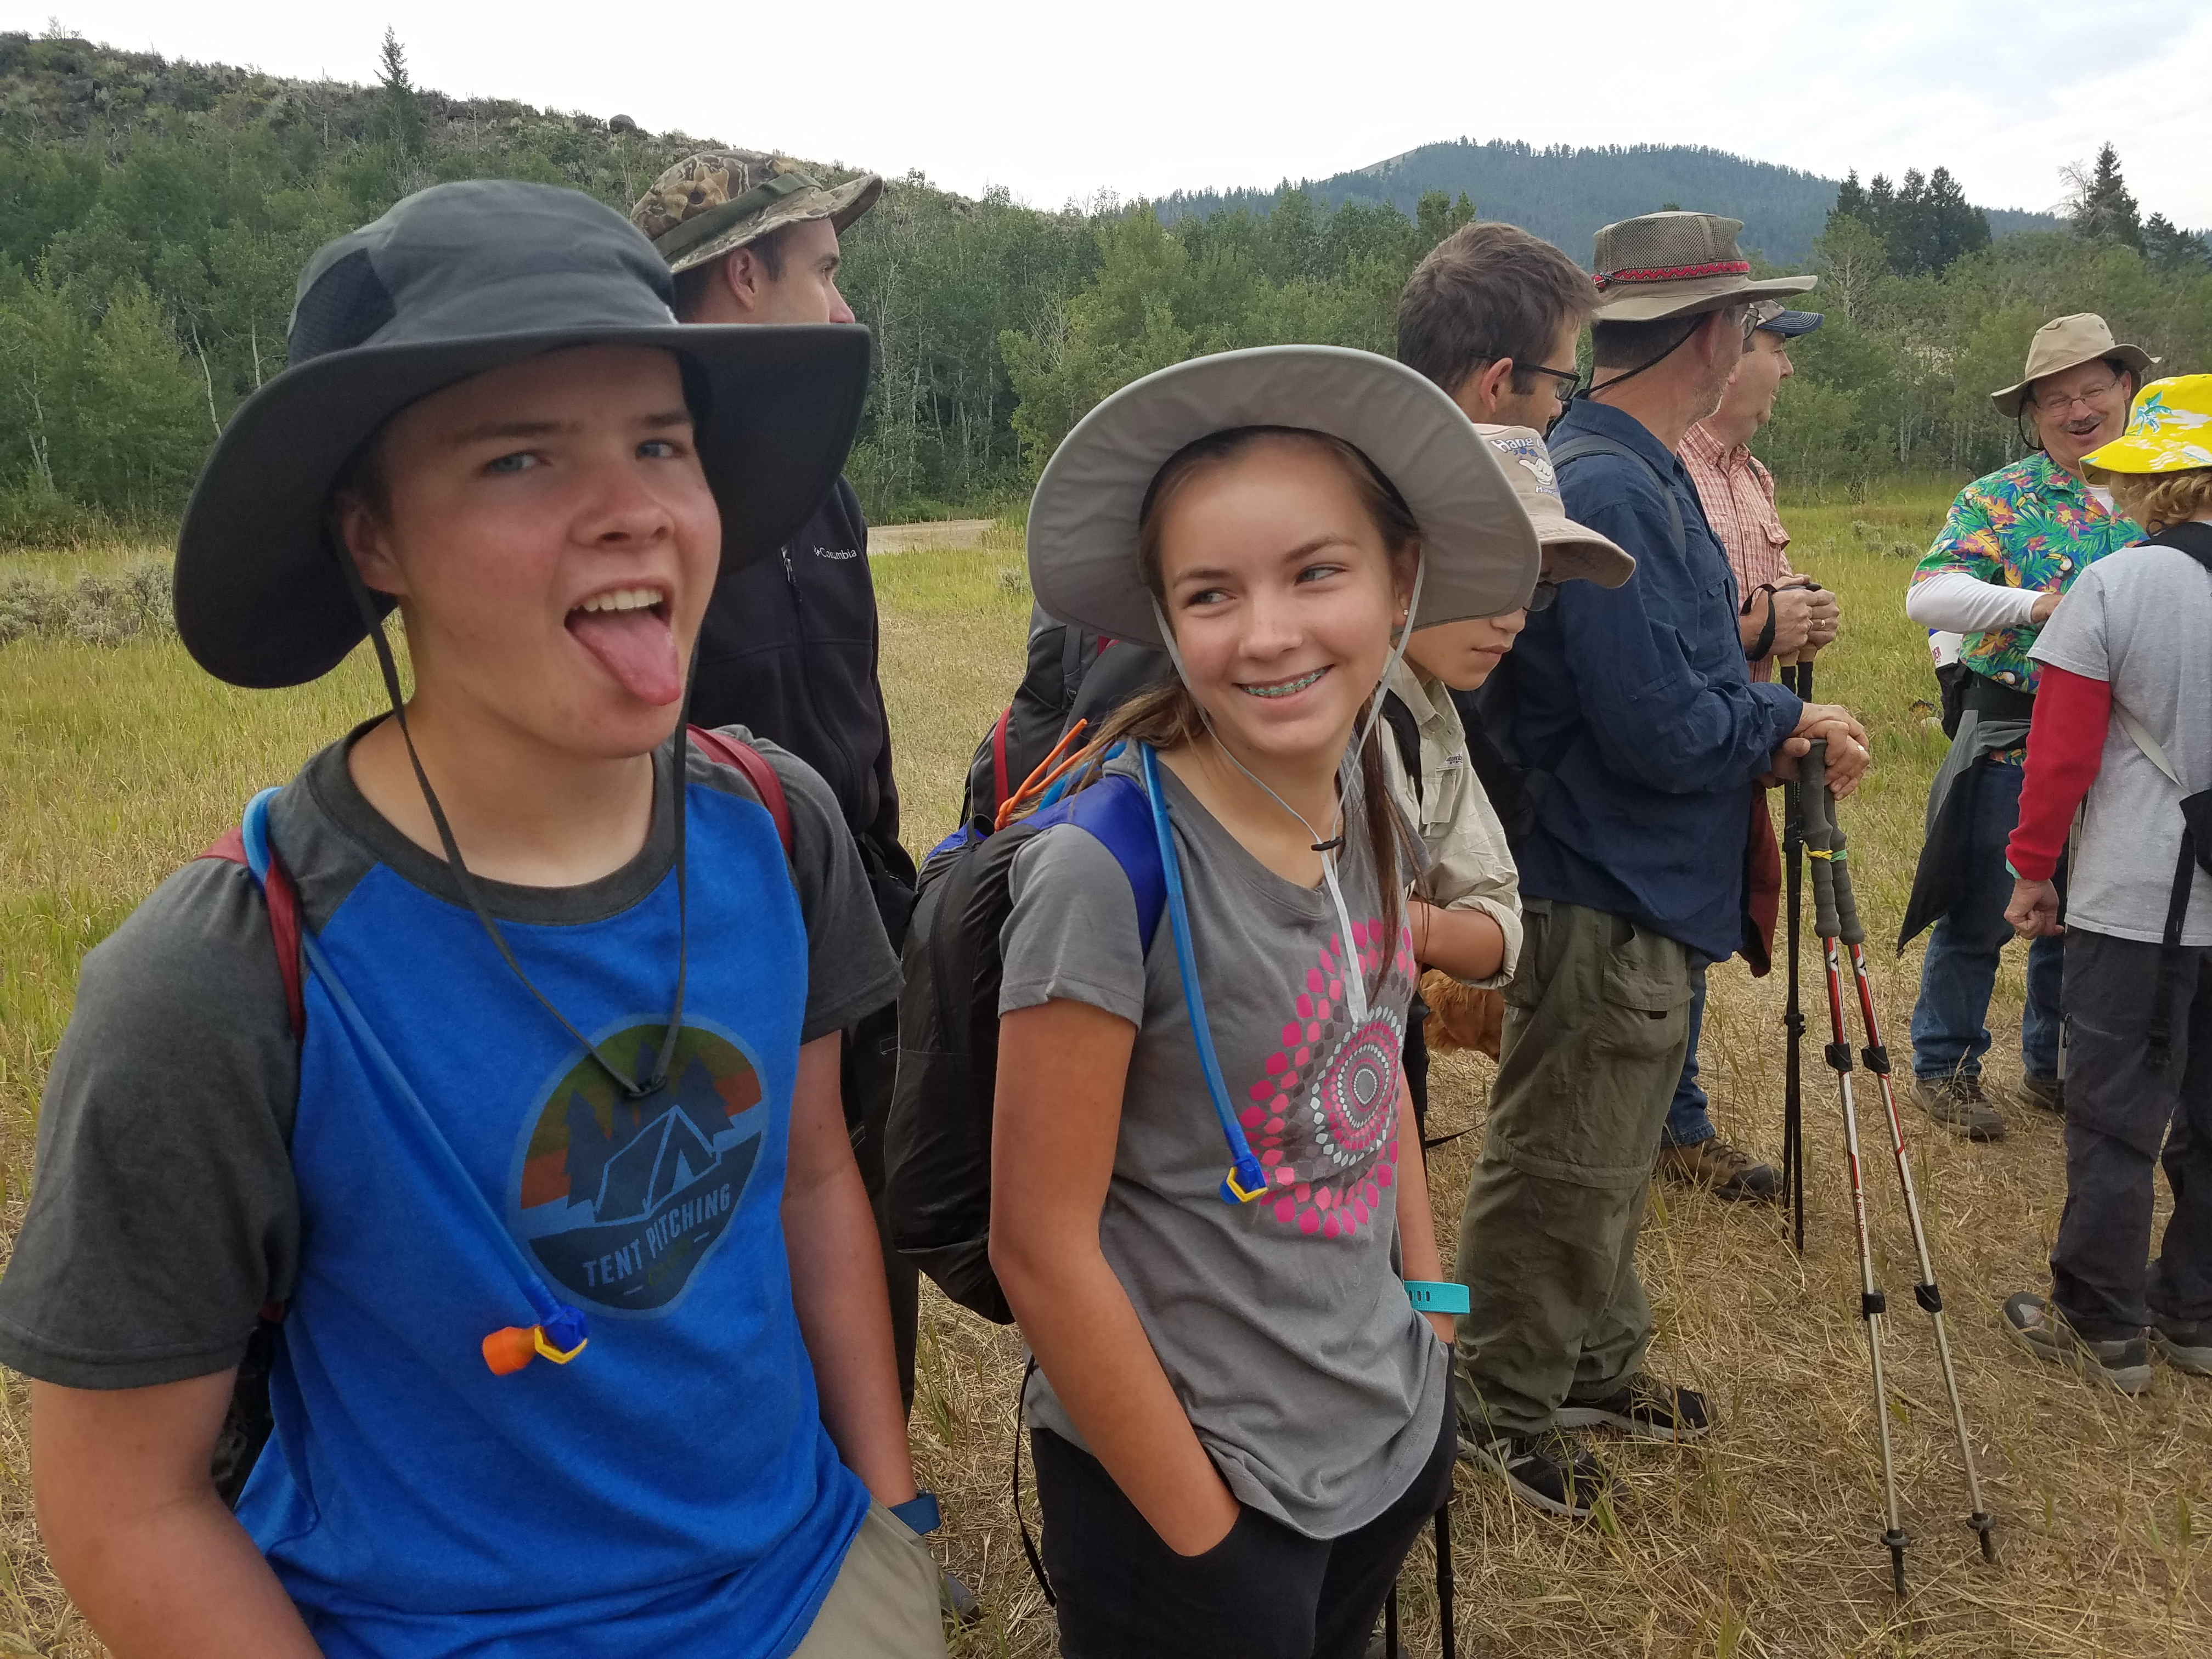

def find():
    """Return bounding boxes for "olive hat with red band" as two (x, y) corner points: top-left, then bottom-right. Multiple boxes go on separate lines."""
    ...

(1589, 210), (1817, 324)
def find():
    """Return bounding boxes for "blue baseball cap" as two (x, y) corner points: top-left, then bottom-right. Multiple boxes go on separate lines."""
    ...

(1758, 308), (1824, 337)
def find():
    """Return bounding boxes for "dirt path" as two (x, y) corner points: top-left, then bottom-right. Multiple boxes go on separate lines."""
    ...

(866, 518), (996, 555)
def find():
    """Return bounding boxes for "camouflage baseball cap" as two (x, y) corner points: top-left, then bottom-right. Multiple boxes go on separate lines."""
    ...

(629, 149), (882, 275)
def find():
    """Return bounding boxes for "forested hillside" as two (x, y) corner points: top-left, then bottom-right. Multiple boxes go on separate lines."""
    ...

(1156, 139), (2066, 267)
(3, 29), (2209, 548)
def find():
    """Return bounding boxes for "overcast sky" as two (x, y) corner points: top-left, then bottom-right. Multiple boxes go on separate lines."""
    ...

(11, 1), (2211, 232)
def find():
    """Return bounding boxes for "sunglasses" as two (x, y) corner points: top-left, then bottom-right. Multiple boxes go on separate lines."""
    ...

(1527, 578), (1560, 613)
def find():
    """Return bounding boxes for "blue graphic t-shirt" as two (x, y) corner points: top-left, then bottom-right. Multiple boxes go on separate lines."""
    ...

(0, 725), (903, 1658)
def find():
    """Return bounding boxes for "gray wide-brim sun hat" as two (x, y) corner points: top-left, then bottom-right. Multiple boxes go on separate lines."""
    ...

(176, 178), (872, 690)
(1027, 346), (1541, 650)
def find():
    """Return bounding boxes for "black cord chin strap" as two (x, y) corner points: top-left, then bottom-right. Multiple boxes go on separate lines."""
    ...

(336, 558), (692, 1099)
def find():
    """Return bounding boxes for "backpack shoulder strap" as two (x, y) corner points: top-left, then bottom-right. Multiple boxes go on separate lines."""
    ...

(1380, 691), (1424, 808)
(1038, 772), (1167, 945)
(199, 800), (304, 1043)
(686, 726), (794, 854)
(1552, 432), (1683, 557)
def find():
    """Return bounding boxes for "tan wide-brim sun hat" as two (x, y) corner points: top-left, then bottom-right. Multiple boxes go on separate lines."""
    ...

(1028, 346), (1541, 649)
(1990, 312), (2159, 417)
(1590, 211), (1816, 324)
(630, 149), (883, 277)
(1474, 424), (1635, 589)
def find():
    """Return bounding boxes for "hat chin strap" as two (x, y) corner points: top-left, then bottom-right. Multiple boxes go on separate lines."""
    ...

(332, 549), (692, 1099)
(1142, 552), (1424, 1029)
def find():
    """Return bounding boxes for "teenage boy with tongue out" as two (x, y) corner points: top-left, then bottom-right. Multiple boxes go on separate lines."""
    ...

(0, 181), (946, 1659)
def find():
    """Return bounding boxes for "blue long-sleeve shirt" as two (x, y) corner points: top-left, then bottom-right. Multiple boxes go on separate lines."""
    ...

(1507, 400), (1803, 961)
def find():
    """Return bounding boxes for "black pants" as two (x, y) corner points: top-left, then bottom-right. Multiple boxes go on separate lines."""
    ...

(843, 999), (919, 1414)
(1031, 1388), (1455, 1659)
(2052, 928), (2212, 1339)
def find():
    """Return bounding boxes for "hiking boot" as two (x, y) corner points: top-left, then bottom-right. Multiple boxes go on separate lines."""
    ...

(1911, 1074), (2006, 1141)
(2015, 1074), (2066, 1115)
(1459, 1427), (1612, 1520)
(2152, 1316), (2212, 1377)
(2002, 1292), (2153, 1394)
(1555, 1374), (1716, 1442)
(1657, 1137), (1780, 1204)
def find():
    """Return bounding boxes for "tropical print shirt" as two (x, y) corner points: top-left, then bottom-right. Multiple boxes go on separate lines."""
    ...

(1909, 452), (2139, 695)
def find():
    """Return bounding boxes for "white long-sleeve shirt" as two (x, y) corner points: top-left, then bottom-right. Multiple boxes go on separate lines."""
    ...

(1904, 568), (2042, 634)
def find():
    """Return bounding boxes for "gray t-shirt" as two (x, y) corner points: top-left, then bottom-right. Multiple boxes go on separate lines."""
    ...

(999, 750), (1449, 1540)
(2033, 541), (2212, 947)
(0, 725), (899, 1390)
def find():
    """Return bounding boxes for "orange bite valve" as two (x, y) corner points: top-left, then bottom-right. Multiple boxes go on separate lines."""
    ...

(482, 1325), (541, 1375)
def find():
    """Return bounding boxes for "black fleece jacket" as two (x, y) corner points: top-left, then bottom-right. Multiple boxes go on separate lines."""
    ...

(687, 478), (902, 858)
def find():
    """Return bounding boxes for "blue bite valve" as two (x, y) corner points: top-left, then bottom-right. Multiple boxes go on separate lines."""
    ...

(1222, 1156), (1270, 1205)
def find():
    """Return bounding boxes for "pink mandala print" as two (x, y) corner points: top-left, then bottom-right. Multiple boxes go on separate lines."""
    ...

(1237, 915), (1418, 1242)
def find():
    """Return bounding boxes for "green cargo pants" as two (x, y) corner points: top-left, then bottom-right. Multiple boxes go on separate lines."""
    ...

(1453, 899), (1695, 1441)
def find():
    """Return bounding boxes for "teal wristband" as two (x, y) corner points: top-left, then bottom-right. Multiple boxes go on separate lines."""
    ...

(890, 1492), (942, 1535)
(1404, 1279), (1469, 1316)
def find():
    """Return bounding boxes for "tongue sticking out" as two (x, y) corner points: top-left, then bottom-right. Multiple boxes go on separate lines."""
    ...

(567, 606), (683, 706)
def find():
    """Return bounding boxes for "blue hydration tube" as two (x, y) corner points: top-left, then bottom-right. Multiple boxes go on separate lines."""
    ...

(241, 788), (589, 1361)
(1137, 745), (1270, 1205)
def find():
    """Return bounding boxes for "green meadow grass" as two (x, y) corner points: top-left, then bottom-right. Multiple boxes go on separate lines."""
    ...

(1, 492), (2205, 1656)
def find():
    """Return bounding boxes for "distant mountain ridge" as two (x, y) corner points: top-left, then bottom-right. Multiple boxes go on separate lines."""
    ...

(1156, 138), (2063, 267)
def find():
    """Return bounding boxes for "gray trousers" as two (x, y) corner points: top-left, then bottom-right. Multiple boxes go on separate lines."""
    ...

(1453, 900), (1694, 1438)
(2052, 927), (2212, 1339)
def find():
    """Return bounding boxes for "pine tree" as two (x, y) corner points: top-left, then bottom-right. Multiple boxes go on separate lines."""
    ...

(2065, 143), (2142, 251)
(2142, 213), (2210, 274)
(372, 29), (427, 159)
(1831, 171), (1866, 224)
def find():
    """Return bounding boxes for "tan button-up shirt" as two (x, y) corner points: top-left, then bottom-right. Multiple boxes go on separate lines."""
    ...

(1680, 421), (1793, 682)
(1379, 661), (1521, 988)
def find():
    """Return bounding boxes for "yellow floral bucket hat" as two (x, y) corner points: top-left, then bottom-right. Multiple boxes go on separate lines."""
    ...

(2083, 374), (2212, 473)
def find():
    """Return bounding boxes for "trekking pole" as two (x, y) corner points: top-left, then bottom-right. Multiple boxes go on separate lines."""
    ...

(1779, 650), (1814, 1250)
(1813, 764), (1999, 1570)
(1798, 738), (1909, 1597)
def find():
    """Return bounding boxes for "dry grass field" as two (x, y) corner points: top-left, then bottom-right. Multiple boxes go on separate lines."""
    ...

(1, 495), (2205, 1656)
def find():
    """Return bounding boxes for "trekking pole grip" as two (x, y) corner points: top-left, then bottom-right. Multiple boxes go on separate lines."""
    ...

(1827, 818), (1865, 947)
(1800, 740), (1841, 940)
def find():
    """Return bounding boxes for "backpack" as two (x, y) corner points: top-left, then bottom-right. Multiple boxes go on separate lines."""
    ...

(193, 726), (791, 1507)
(884, 744), (1267, 1323)
(2108, 525), (2212, 1070)
(1457, 433), (1689, 843)
(961, 614), (1169, 827)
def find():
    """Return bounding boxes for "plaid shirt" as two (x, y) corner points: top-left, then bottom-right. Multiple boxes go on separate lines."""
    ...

(1909, 453), (2138, 694)
(1680, 422), (1793, 681)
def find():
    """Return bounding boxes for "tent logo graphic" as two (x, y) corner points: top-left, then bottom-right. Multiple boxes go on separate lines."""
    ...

(510, 1024), (768, 1314)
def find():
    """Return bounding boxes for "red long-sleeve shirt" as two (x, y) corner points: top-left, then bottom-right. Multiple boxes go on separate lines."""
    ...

(2005, 662), (2113, 883)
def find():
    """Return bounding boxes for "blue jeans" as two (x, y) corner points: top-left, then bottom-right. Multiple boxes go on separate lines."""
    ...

(1661, 968), (1714, 1148)
(1909, 759), (2064, 1082)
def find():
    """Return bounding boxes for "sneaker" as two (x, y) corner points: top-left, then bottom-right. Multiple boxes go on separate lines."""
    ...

(1555, 1373), (1716, 1442)
(2015, 1074), (2065, 1115)
(939, 1569), (981, 1626)
(1657, 1137), (1780, 1204)
(1459, 1427), (1612, 1519)
(2152, 1316), (2212, 1377)
(2002, 1292), (2153, 1394)
(1911, 1074), (2007, 1141)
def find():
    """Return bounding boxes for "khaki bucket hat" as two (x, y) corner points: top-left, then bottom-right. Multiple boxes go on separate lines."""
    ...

(1989, 312), (2158, 417)
(1028, 346), (1541, 649)
(1474, 425), (1635, 589)
(1590, 211), (1816, 323)
(630, 149), (883, 276)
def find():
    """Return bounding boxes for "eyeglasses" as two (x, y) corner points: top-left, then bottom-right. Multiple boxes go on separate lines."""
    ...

(2032, 377), (2124, 414)
(1527, 578), (1561, 613)
(1521, 362), (1583, 403)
